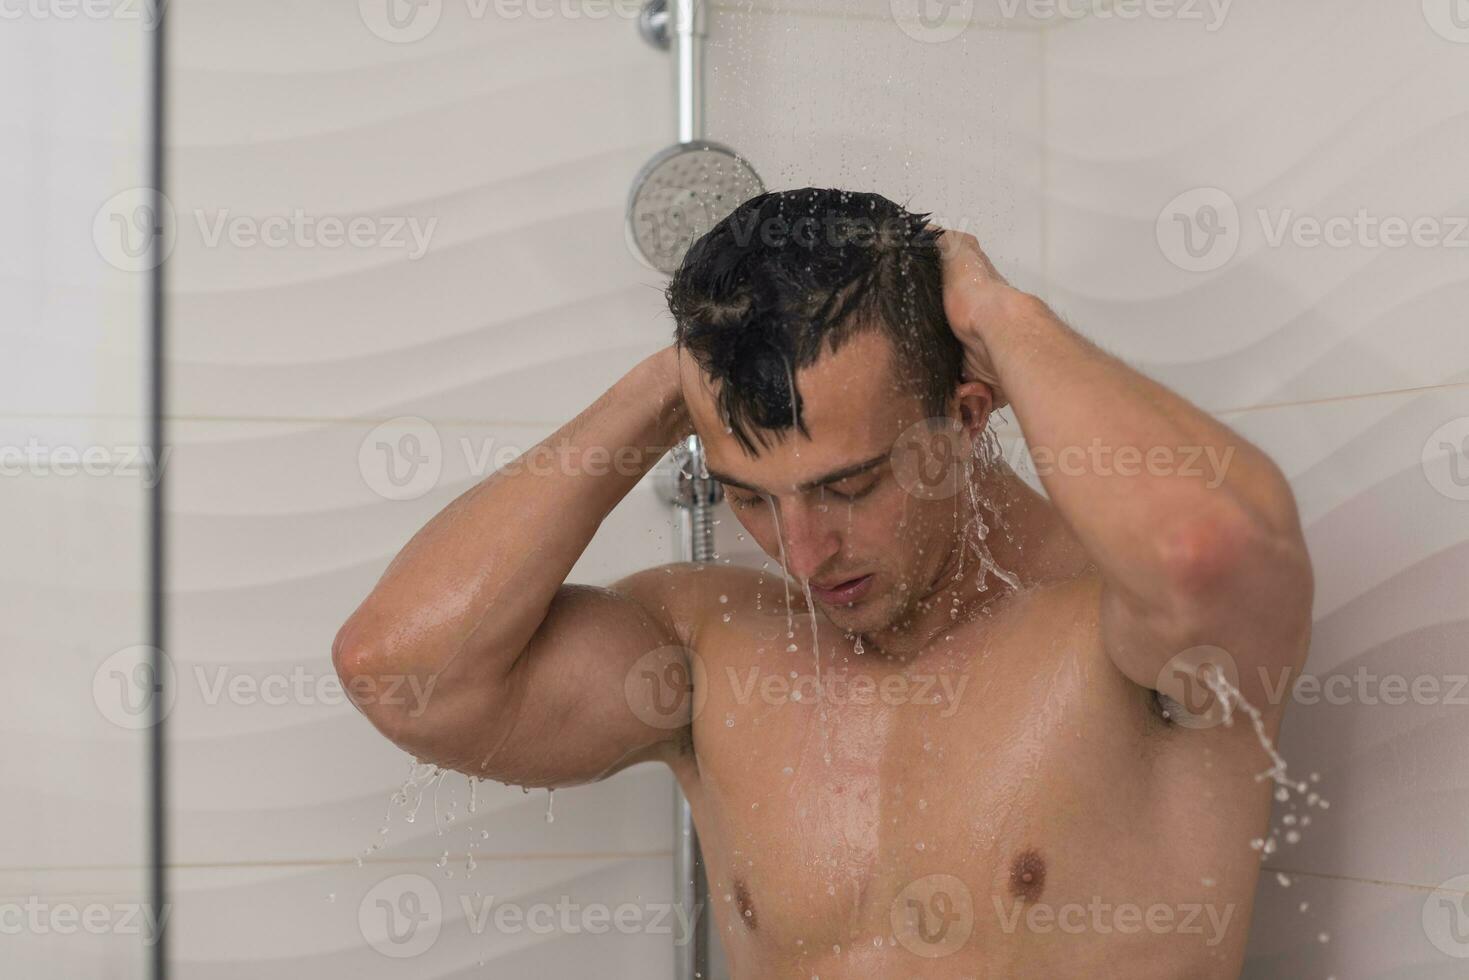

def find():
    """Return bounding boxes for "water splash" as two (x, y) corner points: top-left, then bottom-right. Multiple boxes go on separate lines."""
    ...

(961, 427), (1022, 596)
(356, 760), (443, 865)
(1200, 667), (1331, 863)
(769, 499), (797, 645)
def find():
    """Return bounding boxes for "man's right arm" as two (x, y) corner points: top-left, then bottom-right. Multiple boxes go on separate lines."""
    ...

(331, 346), (703, 787)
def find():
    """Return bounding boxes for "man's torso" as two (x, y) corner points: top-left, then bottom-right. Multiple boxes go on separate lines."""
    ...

(667, 560), (1274, 979)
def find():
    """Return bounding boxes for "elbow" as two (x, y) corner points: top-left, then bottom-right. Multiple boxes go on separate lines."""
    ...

(331, 615), (408, 727)
(331, 616), (373, 691)
(1158, 503), (1313, 622)
(1158, 506), (1257, 597)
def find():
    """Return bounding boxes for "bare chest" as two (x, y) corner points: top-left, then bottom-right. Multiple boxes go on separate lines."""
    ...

(672, 575), (1265, 978)
(682, 600), (1131, 971)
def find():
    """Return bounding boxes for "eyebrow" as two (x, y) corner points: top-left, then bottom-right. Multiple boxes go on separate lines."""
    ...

(706, 452), (890, 496)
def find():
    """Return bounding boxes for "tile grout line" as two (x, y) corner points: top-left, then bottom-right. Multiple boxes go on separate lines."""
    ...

(4, 378), (1468, 431)
(1260, 864), (1465, 896)
(6, 857), (1456, 901)
(0, 848), (676, 878)
(709, 1), (1057, 33)
(1038, 22), (1050, 299)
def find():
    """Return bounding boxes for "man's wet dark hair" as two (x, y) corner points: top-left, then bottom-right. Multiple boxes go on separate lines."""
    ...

(665, 187), (963, 456)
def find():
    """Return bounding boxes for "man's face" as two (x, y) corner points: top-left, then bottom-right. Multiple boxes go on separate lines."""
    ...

(680, 330), (966, 635)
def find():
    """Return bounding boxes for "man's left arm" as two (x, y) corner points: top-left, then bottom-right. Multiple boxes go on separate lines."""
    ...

(936, 230), (1314, 715)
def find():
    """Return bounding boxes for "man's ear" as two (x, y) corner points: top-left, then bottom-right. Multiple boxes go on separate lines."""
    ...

(953, 380), (996, 437)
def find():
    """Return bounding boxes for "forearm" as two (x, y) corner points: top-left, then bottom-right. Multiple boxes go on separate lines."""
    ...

(971, 289), (1300, 591)
(333, 347), (690, 729)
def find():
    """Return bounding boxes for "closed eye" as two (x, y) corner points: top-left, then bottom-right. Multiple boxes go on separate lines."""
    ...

(727, 491), (766, 510)
(821, 475), (880, 502)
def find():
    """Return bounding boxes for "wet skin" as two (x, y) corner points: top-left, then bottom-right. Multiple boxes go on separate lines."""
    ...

(651, 330), (1281, 979)
(334, 234), (1312, 977)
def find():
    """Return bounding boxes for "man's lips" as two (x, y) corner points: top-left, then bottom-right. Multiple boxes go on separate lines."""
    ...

(809, 573), (875, 604)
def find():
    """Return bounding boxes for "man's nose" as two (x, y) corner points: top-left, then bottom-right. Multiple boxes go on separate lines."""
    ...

(774, 498), (841, 582)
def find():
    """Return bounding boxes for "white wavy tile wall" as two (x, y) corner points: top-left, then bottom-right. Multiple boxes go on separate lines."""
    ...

(167, 1), (689, 977)
(0, 8), (153, 980)
(1041, 7), (1469, 974)
(158, 0), (1469, 977)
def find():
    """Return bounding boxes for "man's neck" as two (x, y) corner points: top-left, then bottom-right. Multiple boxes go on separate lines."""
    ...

(860, 463), (1059, 660)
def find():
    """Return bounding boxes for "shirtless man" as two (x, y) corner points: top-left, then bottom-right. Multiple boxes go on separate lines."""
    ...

(333, 188), (1314, 978)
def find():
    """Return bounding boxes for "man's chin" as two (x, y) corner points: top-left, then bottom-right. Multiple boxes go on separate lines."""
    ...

(817, 592), (893, 635)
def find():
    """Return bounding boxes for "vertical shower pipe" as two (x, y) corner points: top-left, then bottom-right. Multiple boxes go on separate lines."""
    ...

(670, 435), (717, 980)
(671, 7), (712, 980)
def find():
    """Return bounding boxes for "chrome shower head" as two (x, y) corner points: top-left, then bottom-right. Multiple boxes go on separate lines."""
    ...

(626, 138), (765, 275)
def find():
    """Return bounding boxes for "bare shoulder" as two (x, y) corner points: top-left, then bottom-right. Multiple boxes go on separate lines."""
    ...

(1037, 566), (1296, 783)
(992, 568), (1198, 734)
(610, 560), (771, 650)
